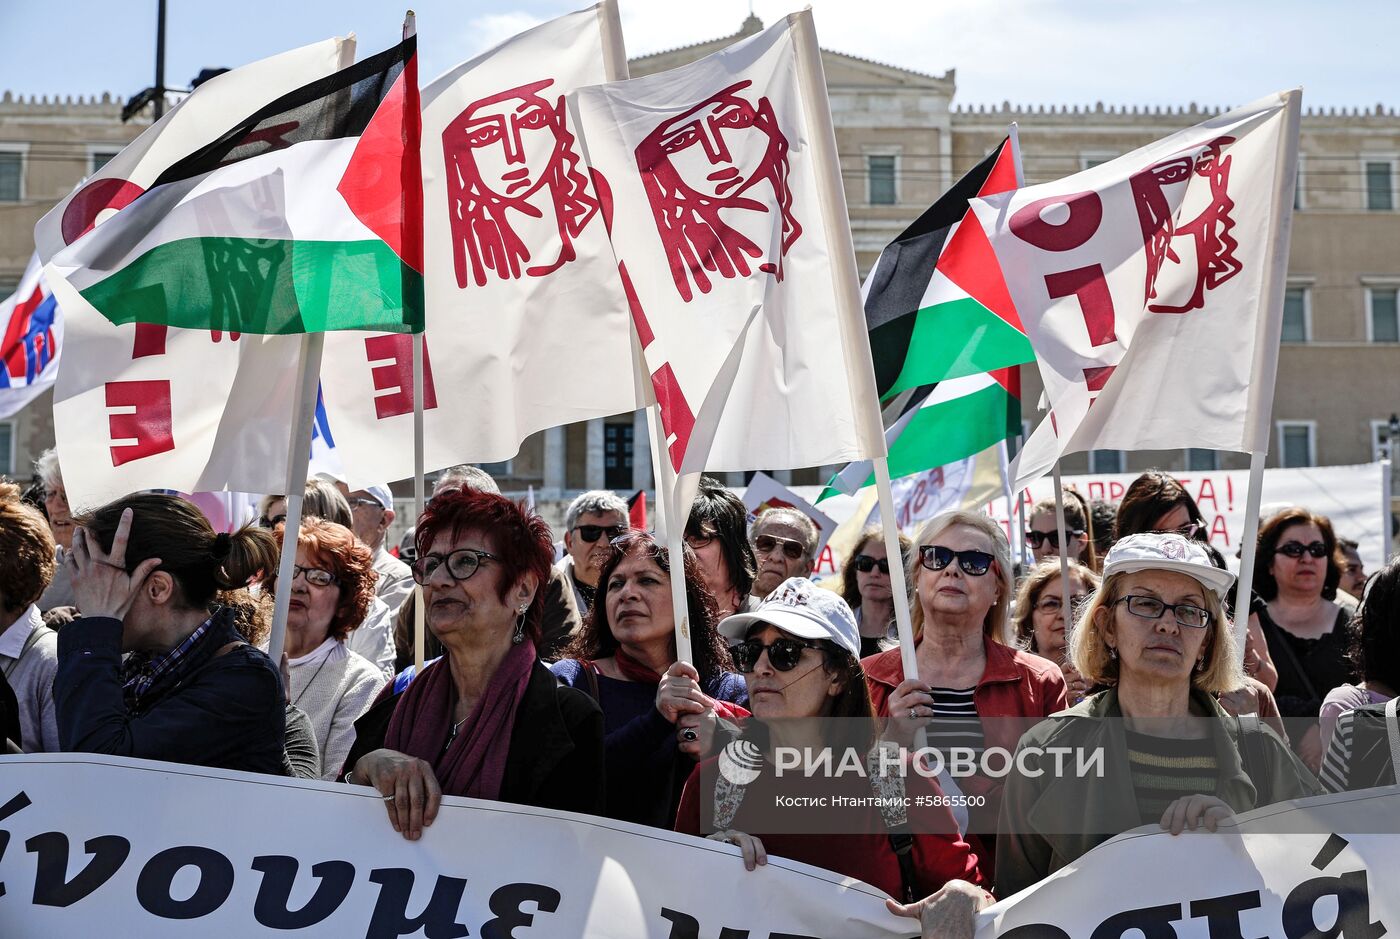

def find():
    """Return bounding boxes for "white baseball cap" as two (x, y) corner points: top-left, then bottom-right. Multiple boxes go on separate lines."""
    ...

(1102, 532), (1235, 600)
(359, 484), (394, 510)
(718, 577), (860, 657)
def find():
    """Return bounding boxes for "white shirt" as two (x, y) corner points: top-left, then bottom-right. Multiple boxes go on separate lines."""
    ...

(0, 604), (60, 752)
(372, 544), (413, 617)
(346, 596), (396, 678)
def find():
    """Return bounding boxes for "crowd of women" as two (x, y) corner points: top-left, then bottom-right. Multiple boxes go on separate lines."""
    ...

(1, 457), (1395, 938)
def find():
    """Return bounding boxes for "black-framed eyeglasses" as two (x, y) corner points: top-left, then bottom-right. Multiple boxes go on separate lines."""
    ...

(919, 545), (994, 576)
(684, 528), (716, 550)
(1025, 529), (1085, 550)
(258, 513), (286, 530)
(1114, 594), (1211, 628)
(1034, 593), (1088, 615)
(754, 533), (806, 561)
(291, 565), (338, 588)
(731, 637), (824, 673)
(852, 554), (890, 575)
(1275, 540), (1327, 559)
(573, 523), (627, 544)
(411, 547), (500, 585)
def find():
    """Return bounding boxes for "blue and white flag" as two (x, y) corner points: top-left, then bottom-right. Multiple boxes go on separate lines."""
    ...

(0, 252), (62, 419)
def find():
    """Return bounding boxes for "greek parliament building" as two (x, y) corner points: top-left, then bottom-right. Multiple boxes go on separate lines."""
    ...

(3, 15), (1399, 502)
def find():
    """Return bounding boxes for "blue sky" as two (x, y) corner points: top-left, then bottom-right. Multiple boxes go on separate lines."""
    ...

(0, 1), (1393, 112)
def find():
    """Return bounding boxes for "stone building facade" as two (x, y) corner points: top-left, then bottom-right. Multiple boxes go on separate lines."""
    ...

(3, 18), (1398, 501)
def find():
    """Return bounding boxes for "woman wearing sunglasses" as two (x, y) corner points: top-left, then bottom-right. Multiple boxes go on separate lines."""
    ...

(267, 517), (384, 780)
(864, 512), (1067, 863)
(892, 534), (1320, 927)
(676, 578), (984, 904)
(342, 489), (605, 840)
(1251, 508), (1357, 771)
(553, 531), (748, 828)
(1025, 490), (1096, 569)
(1010, 560), (1100, 705)
(839, 527), (912, 658)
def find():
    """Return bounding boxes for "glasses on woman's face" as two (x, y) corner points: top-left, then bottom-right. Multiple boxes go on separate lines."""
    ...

(258, 514), (286, 529)
(684, 528), (716, 551)
(291, 565), (338, 588)
(1114, 594), (1211, 628)
(411, 547), (500, 585)
(852, 554), (890, 574)
(1275, 540), (1327, 559)
(731, 637), (824, 673)
(918, 545), (994, 576)
(1169, 520), (1204, 539)
(1034, 594), (1087, 615)
(1024, 529), (1085, 550)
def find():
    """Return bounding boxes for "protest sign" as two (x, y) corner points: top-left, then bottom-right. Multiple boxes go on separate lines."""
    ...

(0, 754), (913, 938)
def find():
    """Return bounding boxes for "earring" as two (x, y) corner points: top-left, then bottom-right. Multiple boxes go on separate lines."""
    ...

(1194, 658), (1206, 673)
(1107, 645), (1118, 661)
(512, 606), (527, 645)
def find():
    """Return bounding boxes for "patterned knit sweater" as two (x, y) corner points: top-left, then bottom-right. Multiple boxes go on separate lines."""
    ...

(287, 639), (386, 780)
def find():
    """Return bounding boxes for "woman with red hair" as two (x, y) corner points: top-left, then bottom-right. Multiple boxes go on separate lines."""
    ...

(344, 489), (604, 839)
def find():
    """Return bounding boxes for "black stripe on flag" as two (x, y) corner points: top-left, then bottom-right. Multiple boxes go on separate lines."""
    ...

(151, 37), (414, 190)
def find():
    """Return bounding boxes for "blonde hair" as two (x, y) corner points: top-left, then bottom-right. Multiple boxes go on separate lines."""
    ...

(1012, 559), (1100, 651)
(1069, 570), (1243, 693)
(909, 511), (1013, 641)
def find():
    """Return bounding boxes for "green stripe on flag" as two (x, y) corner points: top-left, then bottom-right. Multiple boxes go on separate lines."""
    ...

(881, 297), (1033, 401)
(79, 236), (423, 335)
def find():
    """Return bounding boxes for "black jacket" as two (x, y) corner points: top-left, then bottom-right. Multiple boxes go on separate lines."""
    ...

(345, 659), (605, 815)
(54, 614), (285, 775)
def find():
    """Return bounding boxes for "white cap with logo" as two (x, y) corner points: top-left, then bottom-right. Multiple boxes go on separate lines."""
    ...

(718, 577), (860, 658)
(1102, 532), (1235, 600)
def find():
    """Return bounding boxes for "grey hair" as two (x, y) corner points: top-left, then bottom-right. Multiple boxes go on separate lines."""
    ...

(34, 448), (62, 490)
(301, 477), (352, 528)
(752, 506), (820, 560)
(432, 465), (500, 497)
(565, 490), (629, 531)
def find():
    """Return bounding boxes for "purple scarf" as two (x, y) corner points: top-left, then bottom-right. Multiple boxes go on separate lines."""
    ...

(384, 638), (537, 800)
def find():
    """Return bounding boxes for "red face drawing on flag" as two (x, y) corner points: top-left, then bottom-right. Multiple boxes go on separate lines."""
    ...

(1132, 135), (1242, 314)
(635, 80), (801, 303)
(442, 78), (600, 289)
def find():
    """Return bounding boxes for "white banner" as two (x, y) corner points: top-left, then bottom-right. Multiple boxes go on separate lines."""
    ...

(0, 754), (910, 937)
(320, 4), (644, 487)
(978, 786), (1400, 939)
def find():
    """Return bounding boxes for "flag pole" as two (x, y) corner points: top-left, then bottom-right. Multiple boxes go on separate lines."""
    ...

(268, 333), (326, 667)
(1231, 451), (1267, 655)
(1051, 462), (1073, 629)
(874, 458), (918, 678)
(1382, 458), (1393, 571)
(400, 10), (426, 676)
(996, 438), (1015, 555)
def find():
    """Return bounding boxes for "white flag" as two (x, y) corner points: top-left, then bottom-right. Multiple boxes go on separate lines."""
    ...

(970, 92), (1301, 489)
(319, 3), (643, 487)
(572, 11), (884, 509)
(0, 252), (61, 420)
(42, 39), (351, 509)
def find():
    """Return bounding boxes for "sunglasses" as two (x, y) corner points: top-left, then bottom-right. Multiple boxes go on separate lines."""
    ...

(1025, 529), (1085, 550)
(852, 554), (890, 575)
(411, 546), (500, 585)
(258, 513), (287, 530)
(573, 524), (627, 544)
(919, 545), (994, 576)
(291, 565), (337, 588)
(348, 497), (384, 510)
(731, 637), (824, 673)
(1168, 520), (1204, 539)
(1276, 540), (1328, 559)
(754, 533), (806, 561)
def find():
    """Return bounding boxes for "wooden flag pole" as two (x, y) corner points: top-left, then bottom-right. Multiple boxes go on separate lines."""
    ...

(267, 333), (326, 667)
(1230, 451), (1267, 657)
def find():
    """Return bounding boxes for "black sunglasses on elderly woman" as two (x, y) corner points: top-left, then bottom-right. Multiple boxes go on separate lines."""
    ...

(918, 545), (994, 576)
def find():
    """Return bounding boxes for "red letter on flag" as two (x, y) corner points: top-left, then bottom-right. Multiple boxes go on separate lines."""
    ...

(365, 334), (437, 420)
(106, 380), (175, 466)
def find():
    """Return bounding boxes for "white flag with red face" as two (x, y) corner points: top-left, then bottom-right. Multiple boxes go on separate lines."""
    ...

(318, 3), (644, 486)
(571, 11), (885, 515)
(970, 92), (1301, 490)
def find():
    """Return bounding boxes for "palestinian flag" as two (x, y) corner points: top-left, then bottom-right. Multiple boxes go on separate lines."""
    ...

(43, 38), (422, 335)
(863, 136), (1030, 401)
(820, 139), (1030, 500)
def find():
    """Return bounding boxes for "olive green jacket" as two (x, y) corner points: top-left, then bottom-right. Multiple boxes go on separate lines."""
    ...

(995, 687), (1322, 898)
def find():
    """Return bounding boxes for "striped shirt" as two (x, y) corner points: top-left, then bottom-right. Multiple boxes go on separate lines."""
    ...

(1125, 730), (1218, 825)
(1319, 707), (1358, 793)
(923, 686), (984, 756)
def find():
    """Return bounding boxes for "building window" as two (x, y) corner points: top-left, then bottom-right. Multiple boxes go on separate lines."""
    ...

(604, 421), (634, 491)
(1369, 287), (1399, 343)
(1277, 422), (1315, 468)
(1185, 448), (1219, 471)
(1294, 161), (1303, 210)
(1282, 286), (1309, 342)
(477, 459), (512, 478)
(0, 152), (21, 203)
(1089, 450), (1124, 473)
(1365, 161), (1395, 211)
(0, 422), (11, 476)
(868, 155), (896, 206)
(90, 150), (120, 174)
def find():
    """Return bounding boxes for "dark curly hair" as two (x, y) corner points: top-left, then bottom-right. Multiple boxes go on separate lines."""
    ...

(1253, 507), (1342, 602)
(273, 517), (377, 642)
(561, 531), (734, 685)
(1351, 557), (1400, 692)
(415, 488), (555, 646)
